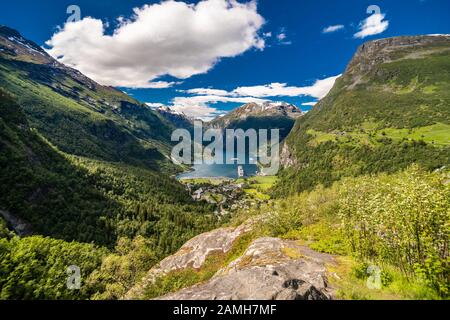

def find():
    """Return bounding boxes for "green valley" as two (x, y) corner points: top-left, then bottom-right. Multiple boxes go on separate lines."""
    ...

(0, 25), (448, 302)
(0, 26), (219, 300)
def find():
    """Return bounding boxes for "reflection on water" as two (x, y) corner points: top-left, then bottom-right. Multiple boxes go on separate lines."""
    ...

(176, 153), (258, 179)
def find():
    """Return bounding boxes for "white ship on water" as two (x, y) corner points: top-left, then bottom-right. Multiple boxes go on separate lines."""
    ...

(237, 165), (245, 178)
(229, 157), (247, 178)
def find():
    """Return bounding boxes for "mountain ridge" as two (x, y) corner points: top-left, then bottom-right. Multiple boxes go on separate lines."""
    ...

(0, 26), (217, 249)
(276, 34), (450, 194)
(122, 32), (450, 295)
(0, 26), (180, 171)
(209, 101), (303, 140)
(153, 106), (194, 130)
(210, 101), (303, 126)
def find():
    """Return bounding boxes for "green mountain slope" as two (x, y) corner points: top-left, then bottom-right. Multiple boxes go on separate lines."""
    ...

(276, 35), (450, 195)
(0, 89), (216, 249)
(0, 26), (176, 171)
(0, 86), (216, 299)
(0, 26), (217, 251)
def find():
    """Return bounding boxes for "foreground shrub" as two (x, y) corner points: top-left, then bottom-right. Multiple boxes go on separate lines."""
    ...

(338, 166), (449, 296)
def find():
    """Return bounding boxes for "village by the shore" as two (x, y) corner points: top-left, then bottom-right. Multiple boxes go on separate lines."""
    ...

(179, 170), (277, 216)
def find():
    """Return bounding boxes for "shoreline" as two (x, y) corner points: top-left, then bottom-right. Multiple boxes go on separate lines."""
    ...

(176, 165), (261, 182)
(177, 176), (235, 182)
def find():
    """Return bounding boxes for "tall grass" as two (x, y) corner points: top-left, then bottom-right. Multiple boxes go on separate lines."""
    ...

(264, 166), (449, 298)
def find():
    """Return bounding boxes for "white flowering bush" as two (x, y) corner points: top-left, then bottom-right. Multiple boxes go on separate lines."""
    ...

(338, 166), (449, 296)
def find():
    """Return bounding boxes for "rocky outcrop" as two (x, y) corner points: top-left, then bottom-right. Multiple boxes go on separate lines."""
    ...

(158, 238), (335, 300)
(124, 222), (253, 299)
(125, 219), (336, 301)
(280, 143), (297, 168)
(0, 210), (32, 236)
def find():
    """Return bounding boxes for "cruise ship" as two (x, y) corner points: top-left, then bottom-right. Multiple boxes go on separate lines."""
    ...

(237, 166), (245, 178)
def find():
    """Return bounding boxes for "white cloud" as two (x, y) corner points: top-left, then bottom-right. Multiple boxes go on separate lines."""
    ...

(145, 102), (165, 108)
(45, 0), (265, 88)
(170, 95), (267, 121)
(301, 102), (318, 106)
(173, 75), (340, 120)
(232, 75), (341, 99)
(145, 81), (180, 89)
(184, 88), (230, 96)
(354, 13), (389, 39)
(276, 30), (292, 45)
(322, 25), (345, 34)
(277, 33), (287, 41)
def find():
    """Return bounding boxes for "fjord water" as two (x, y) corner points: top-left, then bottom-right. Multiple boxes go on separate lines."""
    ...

(176, 152), (258, 179)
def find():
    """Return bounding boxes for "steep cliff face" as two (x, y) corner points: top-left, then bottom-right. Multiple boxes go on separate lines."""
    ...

(346, 35), (450, 77)
(279, 143), (297, 168)
(301, 35), (450, 132)
(275, 35), (450, 195)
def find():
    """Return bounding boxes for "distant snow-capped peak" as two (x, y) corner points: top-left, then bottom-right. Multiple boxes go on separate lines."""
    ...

(145, 103), (184, 116)
(158, 106), (185, 116)
(240, 101), (301, 113)
(261, 101), (292, 110)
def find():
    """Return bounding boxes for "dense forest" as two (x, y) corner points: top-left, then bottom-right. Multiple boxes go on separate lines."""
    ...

(0, 26), (223, 300)
(0, 89), (218, 299)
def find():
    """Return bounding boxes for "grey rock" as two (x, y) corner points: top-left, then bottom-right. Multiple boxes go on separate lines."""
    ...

(124, 222), (253, 299)
(280, 143), (297, 168)
(0, 210), (32, 236)
(157, 237), (335, 300)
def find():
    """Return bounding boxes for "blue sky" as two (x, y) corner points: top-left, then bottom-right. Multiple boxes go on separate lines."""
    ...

(1, 0), (449, 119)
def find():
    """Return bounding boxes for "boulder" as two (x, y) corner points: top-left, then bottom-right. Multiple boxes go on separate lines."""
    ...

(124, 222), (252, 299)
(157, 238), (335, 300)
